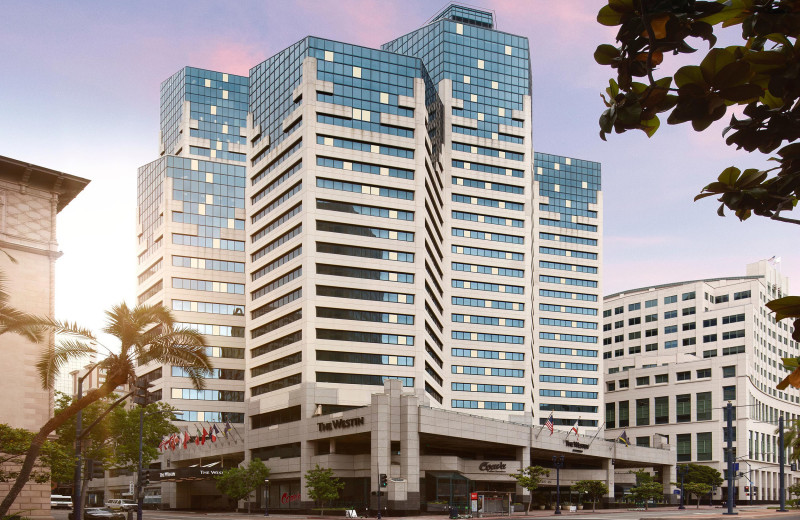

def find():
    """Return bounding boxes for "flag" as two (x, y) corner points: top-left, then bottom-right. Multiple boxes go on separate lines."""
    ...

(170, 433), (177, 451)
(224, 421), (232, 438)
(212, 424), (220, 442)
(158, 438), (166, 452)
(570, 419), (579, 438)
(183, 430), (190, 449)
(210, 423), (217, 443)
(195, 426), (201, 446)
(545, 413), (554, 436)
(201, 426), (208, 445)
(617, 431), (630, 446)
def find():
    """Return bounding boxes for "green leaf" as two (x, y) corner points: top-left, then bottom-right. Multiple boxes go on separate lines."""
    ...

(700, 48), (736, 84)
(783, 357), (800, 370)
(641, 116), (660, 137)
(718, 166), (741, 186)
(674, 66), (705, 88)
(594, 44), (621, 65)
(766, 296), (800, 322)
(712, 60), (750, 89)
(597, 5), (624, 26)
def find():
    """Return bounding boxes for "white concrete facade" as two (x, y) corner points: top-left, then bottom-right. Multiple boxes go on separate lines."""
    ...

(603, 260), (797, 503)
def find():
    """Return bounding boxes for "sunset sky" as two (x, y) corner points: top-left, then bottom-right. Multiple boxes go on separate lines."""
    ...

(1, 0), (795, 334)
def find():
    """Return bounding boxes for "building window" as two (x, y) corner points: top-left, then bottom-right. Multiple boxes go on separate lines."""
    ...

(677, 433), (692, 462)
(607, 381), (615, 391)
(629, 302), (641, 311)
(664, 310), (677, 319)
(636, 398), (650, 426)
(723, 385), (736, 401)
(722, 365), (736, 378)
(615, 320), (624, 329)
(629, 317), (641, 325)
(615, 306), (623, 315)
(619, 379), (630, 389)
(665, 340), (678, 349)
(703, 318), (717, 327)
(665, 295), (677, 304)
(676, 394), (691, 422)
(722, 345), (745, 355)
(655, 396), (669, 424)
(645, 313), (657, 323)
(697, 432), (713, 461)
(734, 290), (751, 300)
(703, 349), (717, 358)
(655, 374), (668, 384)
(645, 343), (658, 352)
(697, 368), (711, 378)
(645, 299), (657, 308)
(703, 334), (717, 343)
(636, 376), (650, 386)
(629, 345), (641, 353)
(645, 328), (658, 337)
(677, 371), (690, 381)
(629, 332), (641, 340)
(603, 309), (612, 317)
(696, 392), (712, 421)
(683, 337), (697, 346)
(682, 291), (696, 301)
(615, 348), (623, 357)
(665, 325), (678, 334)
(606, 402), (615, 429)
(715, 294), (729, 304)
(619, 401), (629, 428)
(682, 306), (696, 316)
(636, 436), (650, 447)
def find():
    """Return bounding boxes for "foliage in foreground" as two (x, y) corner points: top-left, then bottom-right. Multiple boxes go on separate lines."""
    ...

(305, 464), (345, 517)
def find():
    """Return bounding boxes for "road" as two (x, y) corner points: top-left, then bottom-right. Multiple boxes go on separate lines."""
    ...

(52, 505), (800, 520)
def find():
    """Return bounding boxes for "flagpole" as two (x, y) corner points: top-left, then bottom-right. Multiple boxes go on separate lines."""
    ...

(587, 421), (606, 447)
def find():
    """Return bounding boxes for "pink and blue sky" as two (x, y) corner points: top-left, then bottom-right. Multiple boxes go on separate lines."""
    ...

(0, 0), (795, 332)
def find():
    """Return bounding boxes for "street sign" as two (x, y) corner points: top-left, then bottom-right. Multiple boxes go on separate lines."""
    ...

(733, 463), (739, 472)
(470, 492), (477, 500)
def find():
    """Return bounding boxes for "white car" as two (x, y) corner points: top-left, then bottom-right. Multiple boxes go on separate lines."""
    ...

(104, 499), (138, 511)
(51, 495), (73, 509)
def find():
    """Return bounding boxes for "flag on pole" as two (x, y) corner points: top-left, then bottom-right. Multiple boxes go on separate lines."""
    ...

(212, 424), (220, 441)
(224, 421), (232, 438)
(545, 413), (554, 436)
(183, 430), (190, 449)
(210, 423), (217, 443)
(201, 426), (208, 445)
(617, 431), (630, 446)
(570, 419), (579, 438)
(195, 426), (201, 446)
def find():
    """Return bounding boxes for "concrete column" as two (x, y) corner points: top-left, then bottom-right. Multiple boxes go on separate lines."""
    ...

(370, 383), (393, 512)
(400, 392), (420, 511)
(661, 464), (676, 504)
(516, 445), (531, 506)
(330, 438), (336, 454)
(603, 459), (615, 499)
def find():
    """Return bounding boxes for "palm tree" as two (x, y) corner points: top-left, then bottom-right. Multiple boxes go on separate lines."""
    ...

(0, 302), (211, 517)
(780, 418), (800, 461)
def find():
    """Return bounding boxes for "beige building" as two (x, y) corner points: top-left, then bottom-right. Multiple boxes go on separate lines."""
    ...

(603, 260), (797, 503)
(0, 154), (89, 519)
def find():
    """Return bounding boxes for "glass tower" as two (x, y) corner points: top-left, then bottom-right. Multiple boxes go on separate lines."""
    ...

(136, 67), (249, 433)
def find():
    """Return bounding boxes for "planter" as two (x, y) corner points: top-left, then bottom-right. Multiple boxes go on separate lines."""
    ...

(538, 505), (546, 510)
(577, 505), (584, 510)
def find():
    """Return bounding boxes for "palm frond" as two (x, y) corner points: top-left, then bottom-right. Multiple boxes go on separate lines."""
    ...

(35, 339), (97, 389)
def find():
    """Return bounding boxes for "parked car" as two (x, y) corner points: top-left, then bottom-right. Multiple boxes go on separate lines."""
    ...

(51, 495), (73, 509)
(142, 496), (161, 510)
(104, 499), (138, 511)
(68, 508), (125, 520)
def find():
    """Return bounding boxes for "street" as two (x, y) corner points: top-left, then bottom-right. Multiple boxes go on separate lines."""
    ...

(52, 506), (800, 520)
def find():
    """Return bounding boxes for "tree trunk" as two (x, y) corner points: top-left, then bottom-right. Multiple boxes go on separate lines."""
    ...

(0, 379), (122, 517)
(592, 499), (596, 512)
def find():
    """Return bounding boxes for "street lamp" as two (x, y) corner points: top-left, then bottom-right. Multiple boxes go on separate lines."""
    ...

(677, 465), (688, 510)
(552, 455), (565, 515)
(264, 479), (270, 517)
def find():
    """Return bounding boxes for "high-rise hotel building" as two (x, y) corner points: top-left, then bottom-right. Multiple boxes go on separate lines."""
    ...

(124, 5), (626, 512)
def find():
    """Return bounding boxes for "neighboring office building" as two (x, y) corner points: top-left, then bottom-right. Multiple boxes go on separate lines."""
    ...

(114, 4), (615, 512)
(0, 154), (89, 520)
(603, 260), (797, 503)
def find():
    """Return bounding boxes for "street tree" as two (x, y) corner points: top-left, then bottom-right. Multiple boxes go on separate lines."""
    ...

(304, 464), (345, 516)
(684, 482), (712, 508)
(683, 463), (723, 487)
(0, 303), (211, 518)
(572, 479), (609, 512)
(510, 465), (550, 513)
(0, 423), (70, 485)
(593, 0), (800, 361)
(215, 459), (271, 513)
(628, 470), (663, 511)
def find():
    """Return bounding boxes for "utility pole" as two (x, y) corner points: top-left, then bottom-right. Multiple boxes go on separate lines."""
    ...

(724, 402), (737, 515)
(780, 414), (786, 512)
(73, 371), (92, 520)
(132, 378), (152, 520)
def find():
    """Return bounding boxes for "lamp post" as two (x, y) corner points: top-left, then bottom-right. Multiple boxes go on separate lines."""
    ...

(552, 455), (565, 515)
(264, 479), (270, 517)
(677, 465), (688, 510)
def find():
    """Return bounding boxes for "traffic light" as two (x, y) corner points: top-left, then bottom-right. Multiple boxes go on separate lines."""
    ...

(380, 473), (387, 487)
(132, 378), (153, 407)
(139, 468), (150, 487)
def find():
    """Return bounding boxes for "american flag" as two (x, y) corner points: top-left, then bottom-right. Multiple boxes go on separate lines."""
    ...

(545, 413), (554, 435)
